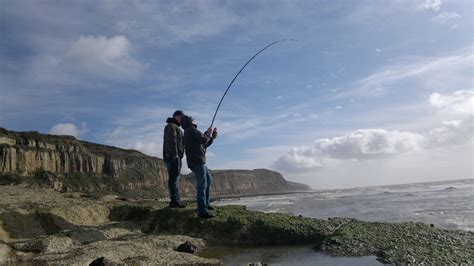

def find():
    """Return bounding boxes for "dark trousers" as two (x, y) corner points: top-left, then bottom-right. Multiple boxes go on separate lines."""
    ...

(190, 163), (212, 215)
(165, 158), (182, 203)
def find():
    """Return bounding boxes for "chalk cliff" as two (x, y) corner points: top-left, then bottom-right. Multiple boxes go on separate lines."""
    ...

(0, 128), (310, 197)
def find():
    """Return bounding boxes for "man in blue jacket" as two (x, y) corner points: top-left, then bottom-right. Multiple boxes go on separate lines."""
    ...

(181, 115), (218, 218)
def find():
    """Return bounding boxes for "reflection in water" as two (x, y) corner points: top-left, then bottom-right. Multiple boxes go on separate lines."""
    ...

(200, 245), (380, 265)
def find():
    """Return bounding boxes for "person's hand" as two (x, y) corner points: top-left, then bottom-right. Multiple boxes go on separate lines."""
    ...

(206, 127), (213, 134)
(212, 128), (218, 139)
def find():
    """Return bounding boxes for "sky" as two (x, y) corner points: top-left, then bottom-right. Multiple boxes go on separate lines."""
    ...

(1, 0), (473, 189)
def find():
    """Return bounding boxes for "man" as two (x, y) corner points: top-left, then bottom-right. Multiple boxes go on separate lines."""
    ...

(181, 115), (218, 218)
(163, 110), (186, 208)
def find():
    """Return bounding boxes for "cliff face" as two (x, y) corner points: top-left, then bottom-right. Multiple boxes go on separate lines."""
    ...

(185, 169), (311, 196)
(0, 128), (310, 197)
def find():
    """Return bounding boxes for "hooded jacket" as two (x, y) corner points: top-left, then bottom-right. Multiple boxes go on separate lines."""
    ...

(163, 117), (184, 160)
(182, 116), (213, 168)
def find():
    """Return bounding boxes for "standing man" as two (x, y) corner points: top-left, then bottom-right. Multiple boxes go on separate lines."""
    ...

(181, 116), (218, 218)
(163, 110), (186, 208)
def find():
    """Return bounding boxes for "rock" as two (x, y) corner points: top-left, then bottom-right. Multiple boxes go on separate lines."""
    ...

(150, 205), (335, 245)
(51, 179), (65, 192)
(12, 234), (75, 253)
(100, 195), (120, 202)
(89, 256), (123, 266)
(176, 241), (198, 254)
(1, 184), (472, 265)
(31, 235), (217, 265)
(0, 243), (11, 264)
(150, 205), (474, 264)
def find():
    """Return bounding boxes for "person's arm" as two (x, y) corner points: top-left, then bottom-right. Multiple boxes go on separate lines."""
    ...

(205, 128), (218, 147)
(193, 128), (212, 145)
(164, 125), (178, 159)
(205, 137), (213, 148)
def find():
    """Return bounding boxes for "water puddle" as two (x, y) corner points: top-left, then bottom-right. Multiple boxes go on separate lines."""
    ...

(200, 245), (381, 265)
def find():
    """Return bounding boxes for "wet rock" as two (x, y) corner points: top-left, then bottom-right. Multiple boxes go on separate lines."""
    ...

(177, 241), (198, 254)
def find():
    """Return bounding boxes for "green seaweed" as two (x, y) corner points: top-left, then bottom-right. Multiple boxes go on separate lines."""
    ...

(148, 205), (474, 264)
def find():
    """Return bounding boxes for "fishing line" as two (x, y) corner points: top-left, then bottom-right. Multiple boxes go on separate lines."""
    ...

(210, 39), (297, 128)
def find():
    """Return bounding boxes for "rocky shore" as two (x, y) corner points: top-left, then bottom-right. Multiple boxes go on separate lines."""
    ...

(0, 185), (472, 265)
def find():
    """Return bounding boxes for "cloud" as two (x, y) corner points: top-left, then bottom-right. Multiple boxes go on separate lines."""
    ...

(336, 49), (474, 99)
(276, 90), (473, 173)
(62, 35), (141, 79)
(276, 128), (425, 172)
(49, 123), (88, 138)
(432, 12), (462, 24)
(429, 89), (474, 115)
(416, 0), (442, 11)
(427, 118), (473, 148)
(105, 125), (164, 158)
(111, 1), (239, 46)
(276, 119), (472, 173)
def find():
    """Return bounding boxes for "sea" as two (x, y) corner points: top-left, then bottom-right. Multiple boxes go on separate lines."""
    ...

(202, 179), (473, 265)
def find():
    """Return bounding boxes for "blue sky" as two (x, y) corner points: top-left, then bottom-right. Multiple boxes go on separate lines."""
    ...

(1, 0), (473, 188)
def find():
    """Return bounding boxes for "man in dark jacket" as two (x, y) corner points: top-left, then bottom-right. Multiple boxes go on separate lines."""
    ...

(181, 115), (218, 218)
(163, 110), (186, 208)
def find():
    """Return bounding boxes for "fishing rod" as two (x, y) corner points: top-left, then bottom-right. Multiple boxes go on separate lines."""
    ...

(209, 39), (295, 128)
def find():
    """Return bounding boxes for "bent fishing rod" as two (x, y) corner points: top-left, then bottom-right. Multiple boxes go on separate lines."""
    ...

(209, 39), (295, 129)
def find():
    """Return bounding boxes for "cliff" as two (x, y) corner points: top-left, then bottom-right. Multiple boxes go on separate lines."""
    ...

(0, 128), (310, 197)
(185, 169), (311, 197)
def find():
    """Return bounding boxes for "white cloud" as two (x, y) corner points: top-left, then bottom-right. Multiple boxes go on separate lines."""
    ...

(276, 118), (472, 173)
(276, 90), (474, 173)
(432, 12), (462, 24)
(416, 0), (442, 11)
(102, 106), (174, 157)
(429, 89), (474, 115)
(105, 125), (164, 158)
(63, 35), (141, 79)
(49, 123), (88, 138)
(276, 128), (425, 172)
(427, 118), (473, 148)
(336, 49), (473, 99)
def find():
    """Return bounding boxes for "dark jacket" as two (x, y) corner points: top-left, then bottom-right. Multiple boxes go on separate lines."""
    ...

(182, 117), (213, 168)
(163, 118), (184, 160)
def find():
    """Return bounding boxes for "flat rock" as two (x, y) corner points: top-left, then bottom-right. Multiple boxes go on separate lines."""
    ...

(31, 235), (219, 265)
(13, 234), (75, 254)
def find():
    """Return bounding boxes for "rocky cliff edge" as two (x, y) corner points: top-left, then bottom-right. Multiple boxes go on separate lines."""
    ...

(0, 127), (310, 197)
